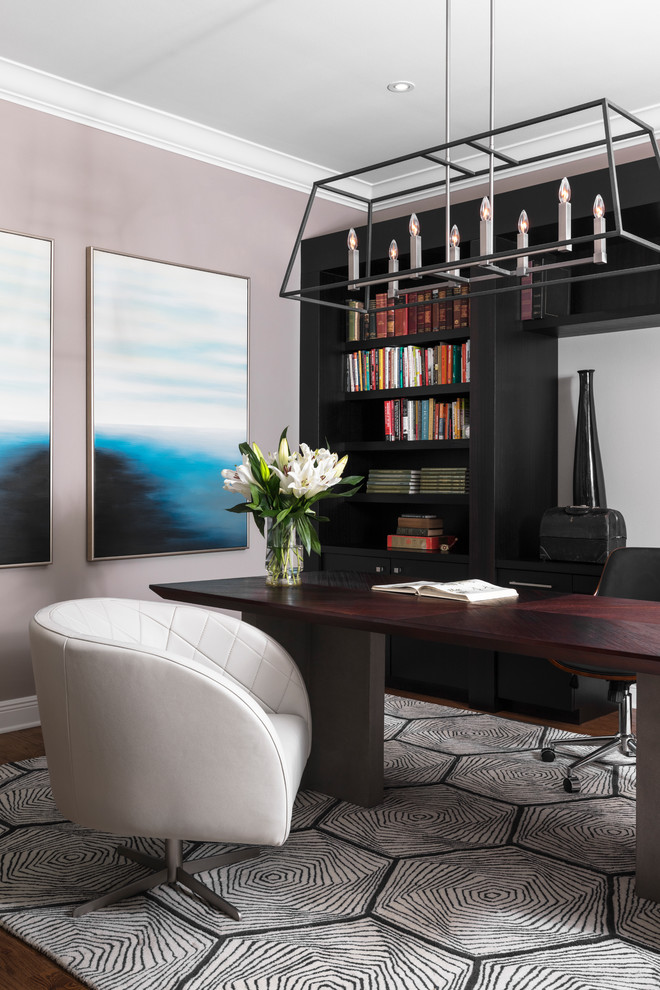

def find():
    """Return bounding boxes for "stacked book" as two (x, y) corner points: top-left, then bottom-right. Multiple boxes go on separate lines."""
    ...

(420, 467), (470, 493)
(386, 514), (456, 552)
(366, 469), (421, 494)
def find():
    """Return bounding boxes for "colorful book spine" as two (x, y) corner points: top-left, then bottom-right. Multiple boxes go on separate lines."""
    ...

(387, 534), (444, 550)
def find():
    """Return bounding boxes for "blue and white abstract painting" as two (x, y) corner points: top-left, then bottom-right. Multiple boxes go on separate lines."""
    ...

(0, 231), (52, 567)
(89, 250), (248, 559)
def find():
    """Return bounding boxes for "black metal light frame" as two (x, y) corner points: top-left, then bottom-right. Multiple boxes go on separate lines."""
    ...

(280, 98), (660, 315)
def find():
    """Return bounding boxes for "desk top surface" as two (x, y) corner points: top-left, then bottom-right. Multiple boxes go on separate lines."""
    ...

(150, 572), (660, 676)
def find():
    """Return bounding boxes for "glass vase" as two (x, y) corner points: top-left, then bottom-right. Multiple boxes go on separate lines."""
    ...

(265, 518), (304, 586)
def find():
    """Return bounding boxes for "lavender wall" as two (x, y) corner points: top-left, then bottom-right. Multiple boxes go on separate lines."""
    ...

(0, 98), (362, 710)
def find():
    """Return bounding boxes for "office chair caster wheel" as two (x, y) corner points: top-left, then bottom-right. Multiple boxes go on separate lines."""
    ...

(541, 748), (556, 762)
(563, 775), (580, 793)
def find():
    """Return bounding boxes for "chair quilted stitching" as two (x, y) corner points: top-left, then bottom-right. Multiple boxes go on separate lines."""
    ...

(48, 599), (305, 717)
(224, 627), (261, 688)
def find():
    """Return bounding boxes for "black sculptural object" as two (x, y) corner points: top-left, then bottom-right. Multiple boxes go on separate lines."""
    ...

(539, 367), (625, 562)
(573, 368), (606, 508)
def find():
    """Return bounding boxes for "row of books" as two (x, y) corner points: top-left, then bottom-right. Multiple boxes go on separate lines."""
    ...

(366, 469), (421, 494)
(346, 286), (470, 342)
(384, 397), (470, 442)
(420, 467), (469, 493)
(386, 514), (457, 552)
(346, 341), (470, 392)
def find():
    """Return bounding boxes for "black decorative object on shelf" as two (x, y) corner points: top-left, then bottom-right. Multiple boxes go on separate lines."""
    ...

(540, 367), (626, 564)
(573, 368), (606, 508)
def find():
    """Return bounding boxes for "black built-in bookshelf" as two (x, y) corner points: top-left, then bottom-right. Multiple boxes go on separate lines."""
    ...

(299, 158), (660, 719)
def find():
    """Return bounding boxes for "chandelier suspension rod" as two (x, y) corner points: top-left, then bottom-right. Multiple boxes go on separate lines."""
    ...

(488, 0), (495, 213)
(444, 0), (452, 258)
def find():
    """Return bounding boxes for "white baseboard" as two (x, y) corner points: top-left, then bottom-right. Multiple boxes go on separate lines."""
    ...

(0, 695), (40, 733)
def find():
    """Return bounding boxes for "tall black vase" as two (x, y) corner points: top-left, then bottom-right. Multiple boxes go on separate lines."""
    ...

(573, 368), (606, 508)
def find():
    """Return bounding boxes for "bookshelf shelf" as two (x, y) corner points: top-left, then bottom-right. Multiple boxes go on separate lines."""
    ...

(346, 384), (470, 401)
(337, 440), (470, 452)
(352, 493), (470, 504)
(344, 327), (470, 352)
(524, 305), (660, 338)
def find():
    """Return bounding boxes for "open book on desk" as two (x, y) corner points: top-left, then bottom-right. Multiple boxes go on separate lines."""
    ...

(371, 578), (519, 603)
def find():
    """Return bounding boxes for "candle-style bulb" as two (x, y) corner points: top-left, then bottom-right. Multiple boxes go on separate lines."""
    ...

(593, 194), (607, 264)
(480, 196), (492, 222)
(557, 178), (572, 252)
(387, 239), (399, 297)
(558, 177), (571, 204)
(447, 223), (461, 277)
(347, 228), (360, 287)
(408, 213), (422, 276)
(516, 210), (529, 276)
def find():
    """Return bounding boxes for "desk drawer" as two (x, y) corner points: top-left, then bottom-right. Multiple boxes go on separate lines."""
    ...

(498, 568), (572, 593)
(390, 557), (468, 581)
(323, 552), (391, 575)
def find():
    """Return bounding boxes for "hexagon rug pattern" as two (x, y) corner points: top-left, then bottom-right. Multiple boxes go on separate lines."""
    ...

(0, 696), (651, 989)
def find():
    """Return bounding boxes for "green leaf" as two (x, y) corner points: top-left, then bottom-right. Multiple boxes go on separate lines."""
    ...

(238, 442), (262, 481)
(268, 473), (281, 500)
(295, 513), (314, 554)
(308, 526), (322, 555)
(226, 502), (252, 514)
(333, 483), (364, 498)
(248, 482), (265, 506)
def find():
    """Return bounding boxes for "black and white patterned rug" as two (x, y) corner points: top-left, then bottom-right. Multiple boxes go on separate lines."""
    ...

(1, 695), (658, 989)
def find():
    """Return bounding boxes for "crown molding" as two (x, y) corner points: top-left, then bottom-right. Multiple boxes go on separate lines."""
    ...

(0, 57), (370, 203)
(1, 58), (658, 215)
(332, 104), (660, 212)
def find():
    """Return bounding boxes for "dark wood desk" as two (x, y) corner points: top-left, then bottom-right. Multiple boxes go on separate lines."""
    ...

(151, 571), (660, 902)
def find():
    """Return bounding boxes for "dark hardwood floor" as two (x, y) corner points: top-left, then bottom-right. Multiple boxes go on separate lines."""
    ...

(0, 699), (622, 990)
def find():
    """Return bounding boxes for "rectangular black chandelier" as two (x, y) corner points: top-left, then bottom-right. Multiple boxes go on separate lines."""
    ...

(280, 98), (660, 315)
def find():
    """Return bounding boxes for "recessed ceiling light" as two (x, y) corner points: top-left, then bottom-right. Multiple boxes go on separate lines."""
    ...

(387, 80), (415, 93)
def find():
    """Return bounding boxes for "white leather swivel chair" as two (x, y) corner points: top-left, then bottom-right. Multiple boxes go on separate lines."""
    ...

(29, 597), (311, 920)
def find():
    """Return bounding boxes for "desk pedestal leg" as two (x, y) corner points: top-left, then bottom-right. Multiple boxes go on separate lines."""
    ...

(634, 673), (660, 901)
(243, 613), (386, 808)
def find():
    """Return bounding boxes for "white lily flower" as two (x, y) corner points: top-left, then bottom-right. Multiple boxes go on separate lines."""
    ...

(221, 455), (259, 498)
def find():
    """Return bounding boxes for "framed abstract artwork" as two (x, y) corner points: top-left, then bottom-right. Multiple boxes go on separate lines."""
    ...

(0, 230), (52, 568)
(87, 249), (249, 560)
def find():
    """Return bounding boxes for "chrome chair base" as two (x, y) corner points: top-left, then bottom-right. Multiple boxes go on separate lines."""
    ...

(540, 680), (636, 793)
(72, 839), (257, 919)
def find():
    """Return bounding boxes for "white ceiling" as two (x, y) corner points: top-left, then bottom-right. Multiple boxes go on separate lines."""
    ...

(0, 0), (659, 192)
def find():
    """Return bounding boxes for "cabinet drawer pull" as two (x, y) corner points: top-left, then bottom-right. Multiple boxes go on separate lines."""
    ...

(393, 566), (402, 574)
(508, 580), (553, 589)
(375, 565), (385, 573)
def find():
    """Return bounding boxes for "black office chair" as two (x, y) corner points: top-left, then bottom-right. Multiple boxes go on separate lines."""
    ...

(541, 546), (660, 793)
